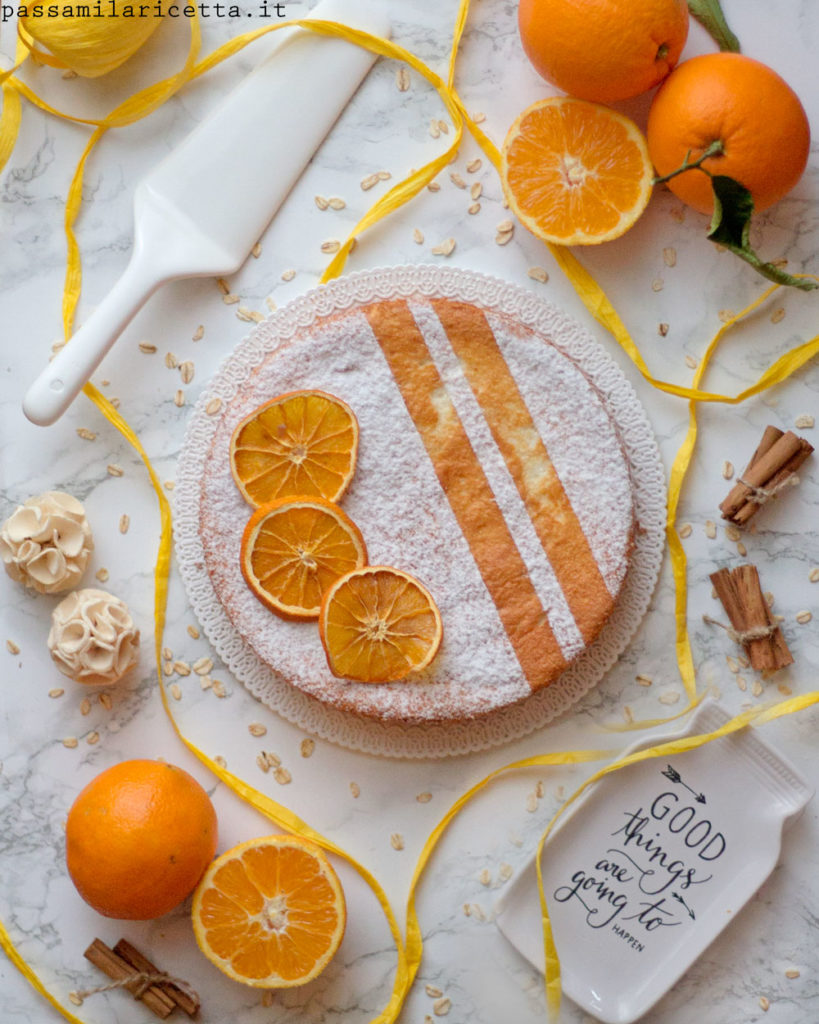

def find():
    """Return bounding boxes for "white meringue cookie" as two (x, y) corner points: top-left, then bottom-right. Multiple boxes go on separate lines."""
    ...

(48, 588), (140, 685)
(0, 491), (93, 594)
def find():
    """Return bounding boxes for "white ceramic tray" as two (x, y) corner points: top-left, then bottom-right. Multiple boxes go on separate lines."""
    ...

(494, 700), (813, 1023)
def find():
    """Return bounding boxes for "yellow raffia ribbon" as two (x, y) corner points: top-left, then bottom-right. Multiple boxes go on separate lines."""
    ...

(3, 2), (819, 1022)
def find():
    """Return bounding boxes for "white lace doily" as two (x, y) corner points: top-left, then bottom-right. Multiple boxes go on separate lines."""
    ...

(174, 265), (666, 759)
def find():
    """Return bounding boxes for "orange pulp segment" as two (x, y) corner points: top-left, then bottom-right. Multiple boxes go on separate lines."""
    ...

(318, 566), (443, 682)
(501, 97), (654, 245)
(230, 390), (359, 506)
(240, 497), (367, 619)
(191, 835), (346, 988)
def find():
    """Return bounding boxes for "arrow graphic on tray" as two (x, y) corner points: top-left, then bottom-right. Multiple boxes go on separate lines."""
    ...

(661, 764), (706, 804)
(671, 891), (696, 920)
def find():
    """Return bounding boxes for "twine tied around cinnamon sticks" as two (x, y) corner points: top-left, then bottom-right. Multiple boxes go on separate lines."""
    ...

(707, 565), (793, 673)
(720, 426), (813, 526)
(75, 938), (200, 1019)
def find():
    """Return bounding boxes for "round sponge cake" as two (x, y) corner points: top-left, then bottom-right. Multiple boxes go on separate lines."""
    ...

(198, 288), (635, 722)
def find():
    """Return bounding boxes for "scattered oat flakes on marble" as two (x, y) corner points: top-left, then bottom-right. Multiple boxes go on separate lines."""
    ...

(785, 969), (800, 979)
(281, 268), (296, 282)
(261, 990), (275, 1008)
(179, 360), (195, 384)
(6, 640), (20, 655)
(360, 172), (380, 190)
(425, 985), (444, 999)
(495, 231), (513, 246)
(223, 293), (240, 305)
(86, 731), (100, 745)
(174, 660), (191, 677)
(200, 675), (213, 690)
(390, 833), (405, 851)
(350, 781), (361, 798)
(498, 863), (514, 882)
(164, 351), (178, 369)
(395, 65), (410, 91)
(736, 675), (747, 692)
(76, 427), (96, 441)
(431, 238), (456, 257)
(472, 111), (486, 123)
(809, 567), (819, 582)
(658, 322), (670, 336)
(427, 180), (441, 192)
(250, 241), (262, 259)
(470, 182), (482, 201)
(63, 737), (78, 749)
(705, 520), (717, 539)
(718, 308), (735, 323)
(187, 625), (200, 641)
(174, 390), (186, 407)
(193, 657), (213, 675)
(263, 751), (280, 768)
(467, 202), (481, 215)
(535, 781), (545, 798)
(416, 791), (432, 803)
(795, 414), (815, 429)
(249, 722), (267, 737)
(436, 121), (449, 136)
(678, 523), (692, 538)
(216, 277), (230, 294)
(211, 680), (227, 697)
(80, 698), (91, 716)
(752, 678), (764, 698)
(722, 460), (734, 480)
(206, 398), (223, 416)
(525, 792), (538, 812)
(736, 541), (747, 556)
(214, 755), (227, 769)
(328, 197), (346, 211)
(623, 705), (634, 723)
(321, 240), (341, 254)
(99, 692), (112, 710)
(300, 738), (315, 758)
(725, 524), (741, 542)
(651, 278), (664, 292)
(659, 691), (680, 705)
(759, 996), (770, 1012)
(770, 308), (785, 324)
(95, 568), (109, 582)
(256, 753), (270, 773)
(274, 766), (292, 785)
(236, 306), (255, 322)
(478, 867), (492, 886)
(107, 464), (124, 477)
(49, 688), (64, 698)
(119, 514), (130, 535)
(796, 610), (813, 624)
(169, 683), (182, 701)
(138, 341), (157, 354)
(466, 158), (482, 173)
(726, 655), (739, 674)
(314, 194), (329, 210)
(192, 324), (204, 341)
(777, 682), (792, 696)
(68, 992), (83, 1006)
(636, 674), (653, 687)
(662, 247), (677, 267)
(412, 228), (424, 245)
(433, 996), (451, 1016)
(527, 266), (549, 283)
(449, 171), (466, 189)
(764, 592), (775, 608)
(685, 354), (698, 370)
(377, 170), (391, 181)
(428, 119), (441, 139)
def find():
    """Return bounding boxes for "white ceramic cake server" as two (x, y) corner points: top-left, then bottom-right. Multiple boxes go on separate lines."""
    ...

(22, 0), (390, 426)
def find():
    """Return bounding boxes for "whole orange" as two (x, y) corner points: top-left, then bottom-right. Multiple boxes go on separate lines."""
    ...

(518, 0), (689, 104)
(65, 759), (218, 920)
(646, 53), (811, 215)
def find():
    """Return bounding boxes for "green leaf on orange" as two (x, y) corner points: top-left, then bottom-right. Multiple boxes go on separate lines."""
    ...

(687, 0), (741, 53)
(707, 175), (817, 291)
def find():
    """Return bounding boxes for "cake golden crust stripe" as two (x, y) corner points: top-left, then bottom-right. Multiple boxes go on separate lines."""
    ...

(430, 298), (615, 644)
(364, 299), (567, 690)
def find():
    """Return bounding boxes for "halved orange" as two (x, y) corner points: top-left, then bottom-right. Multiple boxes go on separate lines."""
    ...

(240, 497), (367, 620)
(230, 390), (359, 507)
(501, 97), (654, 245)
(318, 566), (443, 683)
(191, 835), (346, 989)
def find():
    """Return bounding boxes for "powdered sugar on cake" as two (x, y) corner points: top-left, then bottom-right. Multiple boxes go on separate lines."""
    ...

(198, 293), (635, 723)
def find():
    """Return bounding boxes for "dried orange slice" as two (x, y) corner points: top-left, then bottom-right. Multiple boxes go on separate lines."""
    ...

(501, 97), (654, 245)
(191, 835), (346, 988)
(240, 497), (367, 620)
(318, 566), (443, 683)
(230, 390), (359, 506)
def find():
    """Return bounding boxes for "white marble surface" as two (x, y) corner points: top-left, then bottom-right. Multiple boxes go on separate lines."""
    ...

(1, 2), (818, 1022)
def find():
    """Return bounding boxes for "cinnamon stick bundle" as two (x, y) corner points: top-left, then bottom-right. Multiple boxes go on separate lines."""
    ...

(708, 565), (793, 673)
(82, 937), (200, 1018)
(720, 427), (813, 525)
